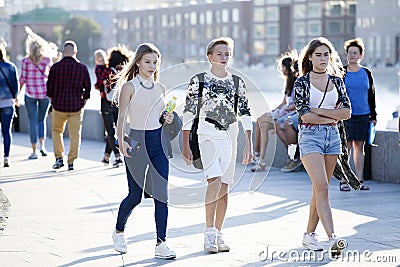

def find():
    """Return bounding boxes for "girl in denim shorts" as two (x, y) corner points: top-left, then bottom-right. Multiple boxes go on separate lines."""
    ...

(294, 37), (352, 257)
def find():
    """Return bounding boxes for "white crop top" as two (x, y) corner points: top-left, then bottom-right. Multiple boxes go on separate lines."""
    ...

(127, 77), (165, 130)
(309, 83), (338, 109)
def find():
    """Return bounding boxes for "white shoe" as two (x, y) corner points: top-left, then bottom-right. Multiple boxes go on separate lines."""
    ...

(302, 232), (323, 251)
(204, 227), (218, 253)
(155, 241), (176, 259)
(216, 231), (230, 252)
(329, 234), (347, 257)
(112, 230), (127, 254)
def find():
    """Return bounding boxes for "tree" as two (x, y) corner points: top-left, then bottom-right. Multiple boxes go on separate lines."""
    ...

(62, 17), (101, 64)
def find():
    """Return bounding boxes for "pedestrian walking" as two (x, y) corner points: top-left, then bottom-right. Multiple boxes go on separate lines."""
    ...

(340, 38), (377, 191)
(19, 32), (53, 160)
(182, 37), (253, 253)
(0, 40), (19, 167)
(294, 37), (351, 256)
(100, 45), (131, 167)
(46, 40), (91, 171)
(111, 43), (176, 259)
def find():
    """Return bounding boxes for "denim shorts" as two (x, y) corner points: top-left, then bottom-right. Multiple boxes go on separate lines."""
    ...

(298, 124), (341, 158)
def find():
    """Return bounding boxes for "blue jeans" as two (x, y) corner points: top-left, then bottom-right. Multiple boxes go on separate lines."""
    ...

(24, 95), (50, 144)
(298, 124), (341, 158)
(0, 106), (14, 157)
(115, 127), (169, 242)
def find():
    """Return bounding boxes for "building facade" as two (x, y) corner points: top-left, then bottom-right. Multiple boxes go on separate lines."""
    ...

(252, 0), (357, 64)
(116, 1), (253, 66)
(356, 0), (400, 66)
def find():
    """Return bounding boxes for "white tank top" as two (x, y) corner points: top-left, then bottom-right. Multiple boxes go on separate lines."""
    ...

(309, 83), (338, 109)
(128, 77), (165, 130)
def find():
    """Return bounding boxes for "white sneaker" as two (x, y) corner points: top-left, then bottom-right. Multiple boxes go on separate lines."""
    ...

(329, 234), (347, 257)
(155, 241), (176, 259)
(112, 230), (127, 254)
(204, 227), (218, 253)
(302, 232), (323, 251)
(216, 231), (230, 252)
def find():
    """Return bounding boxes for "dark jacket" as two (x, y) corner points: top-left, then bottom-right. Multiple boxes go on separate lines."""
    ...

(0, 61), (19, 99)
(333, 120), (361, 190)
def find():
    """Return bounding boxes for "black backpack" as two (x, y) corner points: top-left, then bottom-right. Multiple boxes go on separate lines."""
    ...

(189, 72), (240, 169)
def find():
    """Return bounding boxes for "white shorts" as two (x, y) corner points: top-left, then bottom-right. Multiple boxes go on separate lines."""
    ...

(198, 136), (237, 185)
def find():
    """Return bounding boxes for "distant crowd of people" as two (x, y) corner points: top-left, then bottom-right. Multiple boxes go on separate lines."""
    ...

(1, 30), (383, 260)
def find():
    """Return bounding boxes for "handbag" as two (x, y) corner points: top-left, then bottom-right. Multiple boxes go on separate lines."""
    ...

(189, 73), (240, 169)
(160, 111), (182, 141)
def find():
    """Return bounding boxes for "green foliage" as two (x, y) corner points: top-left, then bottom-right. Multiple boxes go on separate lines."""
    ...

(62, 16), (102, 64)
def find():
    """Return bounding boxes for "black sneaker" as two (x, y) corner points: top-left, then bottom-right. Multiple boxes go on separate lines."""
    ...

(52, 158), (64, 169)
(102, 157), (110, 165)
(40, 150), (48, 157)
(68, 163), (74, 171)
(113, 158), (123, 168)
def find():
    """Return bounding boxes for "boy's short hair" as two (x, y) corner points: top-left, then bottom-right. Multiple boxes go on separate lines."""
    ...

(206, 37), (234, 55)
(63, 40), (77, 52)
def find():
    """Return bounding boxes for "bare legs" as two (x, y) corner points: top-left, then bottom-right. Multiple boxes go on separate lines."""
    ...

(276, 119), (298, 148)
(205, 177), (229, 231)
(301, 153), (337, 238)
(254, 114), (274, 162)
(347, 140), (365, 181)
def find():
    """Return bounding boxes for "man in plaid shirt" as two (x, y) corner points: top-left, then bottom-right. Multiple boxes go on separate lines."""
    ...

(46, 40), (91, 171)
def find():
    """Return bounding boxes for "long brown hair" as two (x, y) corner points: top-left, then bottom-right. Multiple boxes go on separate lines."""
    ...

(277, 50), (299, 96)
(299, 37), (343, 77)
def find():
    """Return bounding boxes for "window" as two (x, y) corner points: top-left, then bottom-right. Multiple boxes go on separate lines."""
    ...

(222, 9), (229, 23)
(206, 11), (213, 24)
(161, 15), (168, 28)
(293, 4), (306, 19)
(327, 20), (344, 34)
(206, 27), (212, 39)
(148, 16), (154, 28)
(176, 13), (182, 26)
(254, 24), (266, 38)
(293, 21), (306, 36)
(254, 7), (265, 22)
(266, 0), (278, 4)
(308, 21), (321, 35)
(190, 12), (197, 25)
(348, 4), (356, 16)
(308, 3), (321, 18)
(232, 8), (240, 23)
(254, 40), (265, 56)
(294, 38), (306, 51)
(232, 25), (239, 39)
(266, 6), (279, 21)
(254, 0), (266, 5)
(267, 23), (279, 38)
(347, 21), (355, 34)
(327, 3), (344, 16)
(199, 12), (205, 25)
(266, 40), (279, 55)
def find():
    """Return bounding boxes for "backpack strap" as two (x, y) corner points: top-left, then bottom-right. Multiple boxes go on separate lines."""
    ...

(195, 72), (205, 119)
(232, 74), (240, 114)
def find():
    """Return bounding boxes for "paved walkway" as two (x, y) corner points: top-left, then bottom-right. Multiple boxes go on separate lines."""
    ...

(1, 132), (399, 266)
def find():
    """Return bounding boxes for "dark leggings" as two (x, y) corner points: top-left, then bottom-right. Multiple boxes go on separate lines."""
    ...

(115, 127), (169, 242)
(100, 98), (120, 156)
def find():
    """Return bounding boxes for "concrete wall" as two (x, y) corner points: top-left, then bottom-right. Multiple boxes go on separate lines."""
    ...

(16, 107), (400, 184)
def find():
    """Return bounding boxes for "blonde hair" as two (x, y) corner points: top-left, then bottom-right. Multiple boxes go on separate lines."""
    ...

(113, 43), (161, 104)
(94, 49), (108, 65)
(206, 36), (234, 55)
(26, 39), (44, 65)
